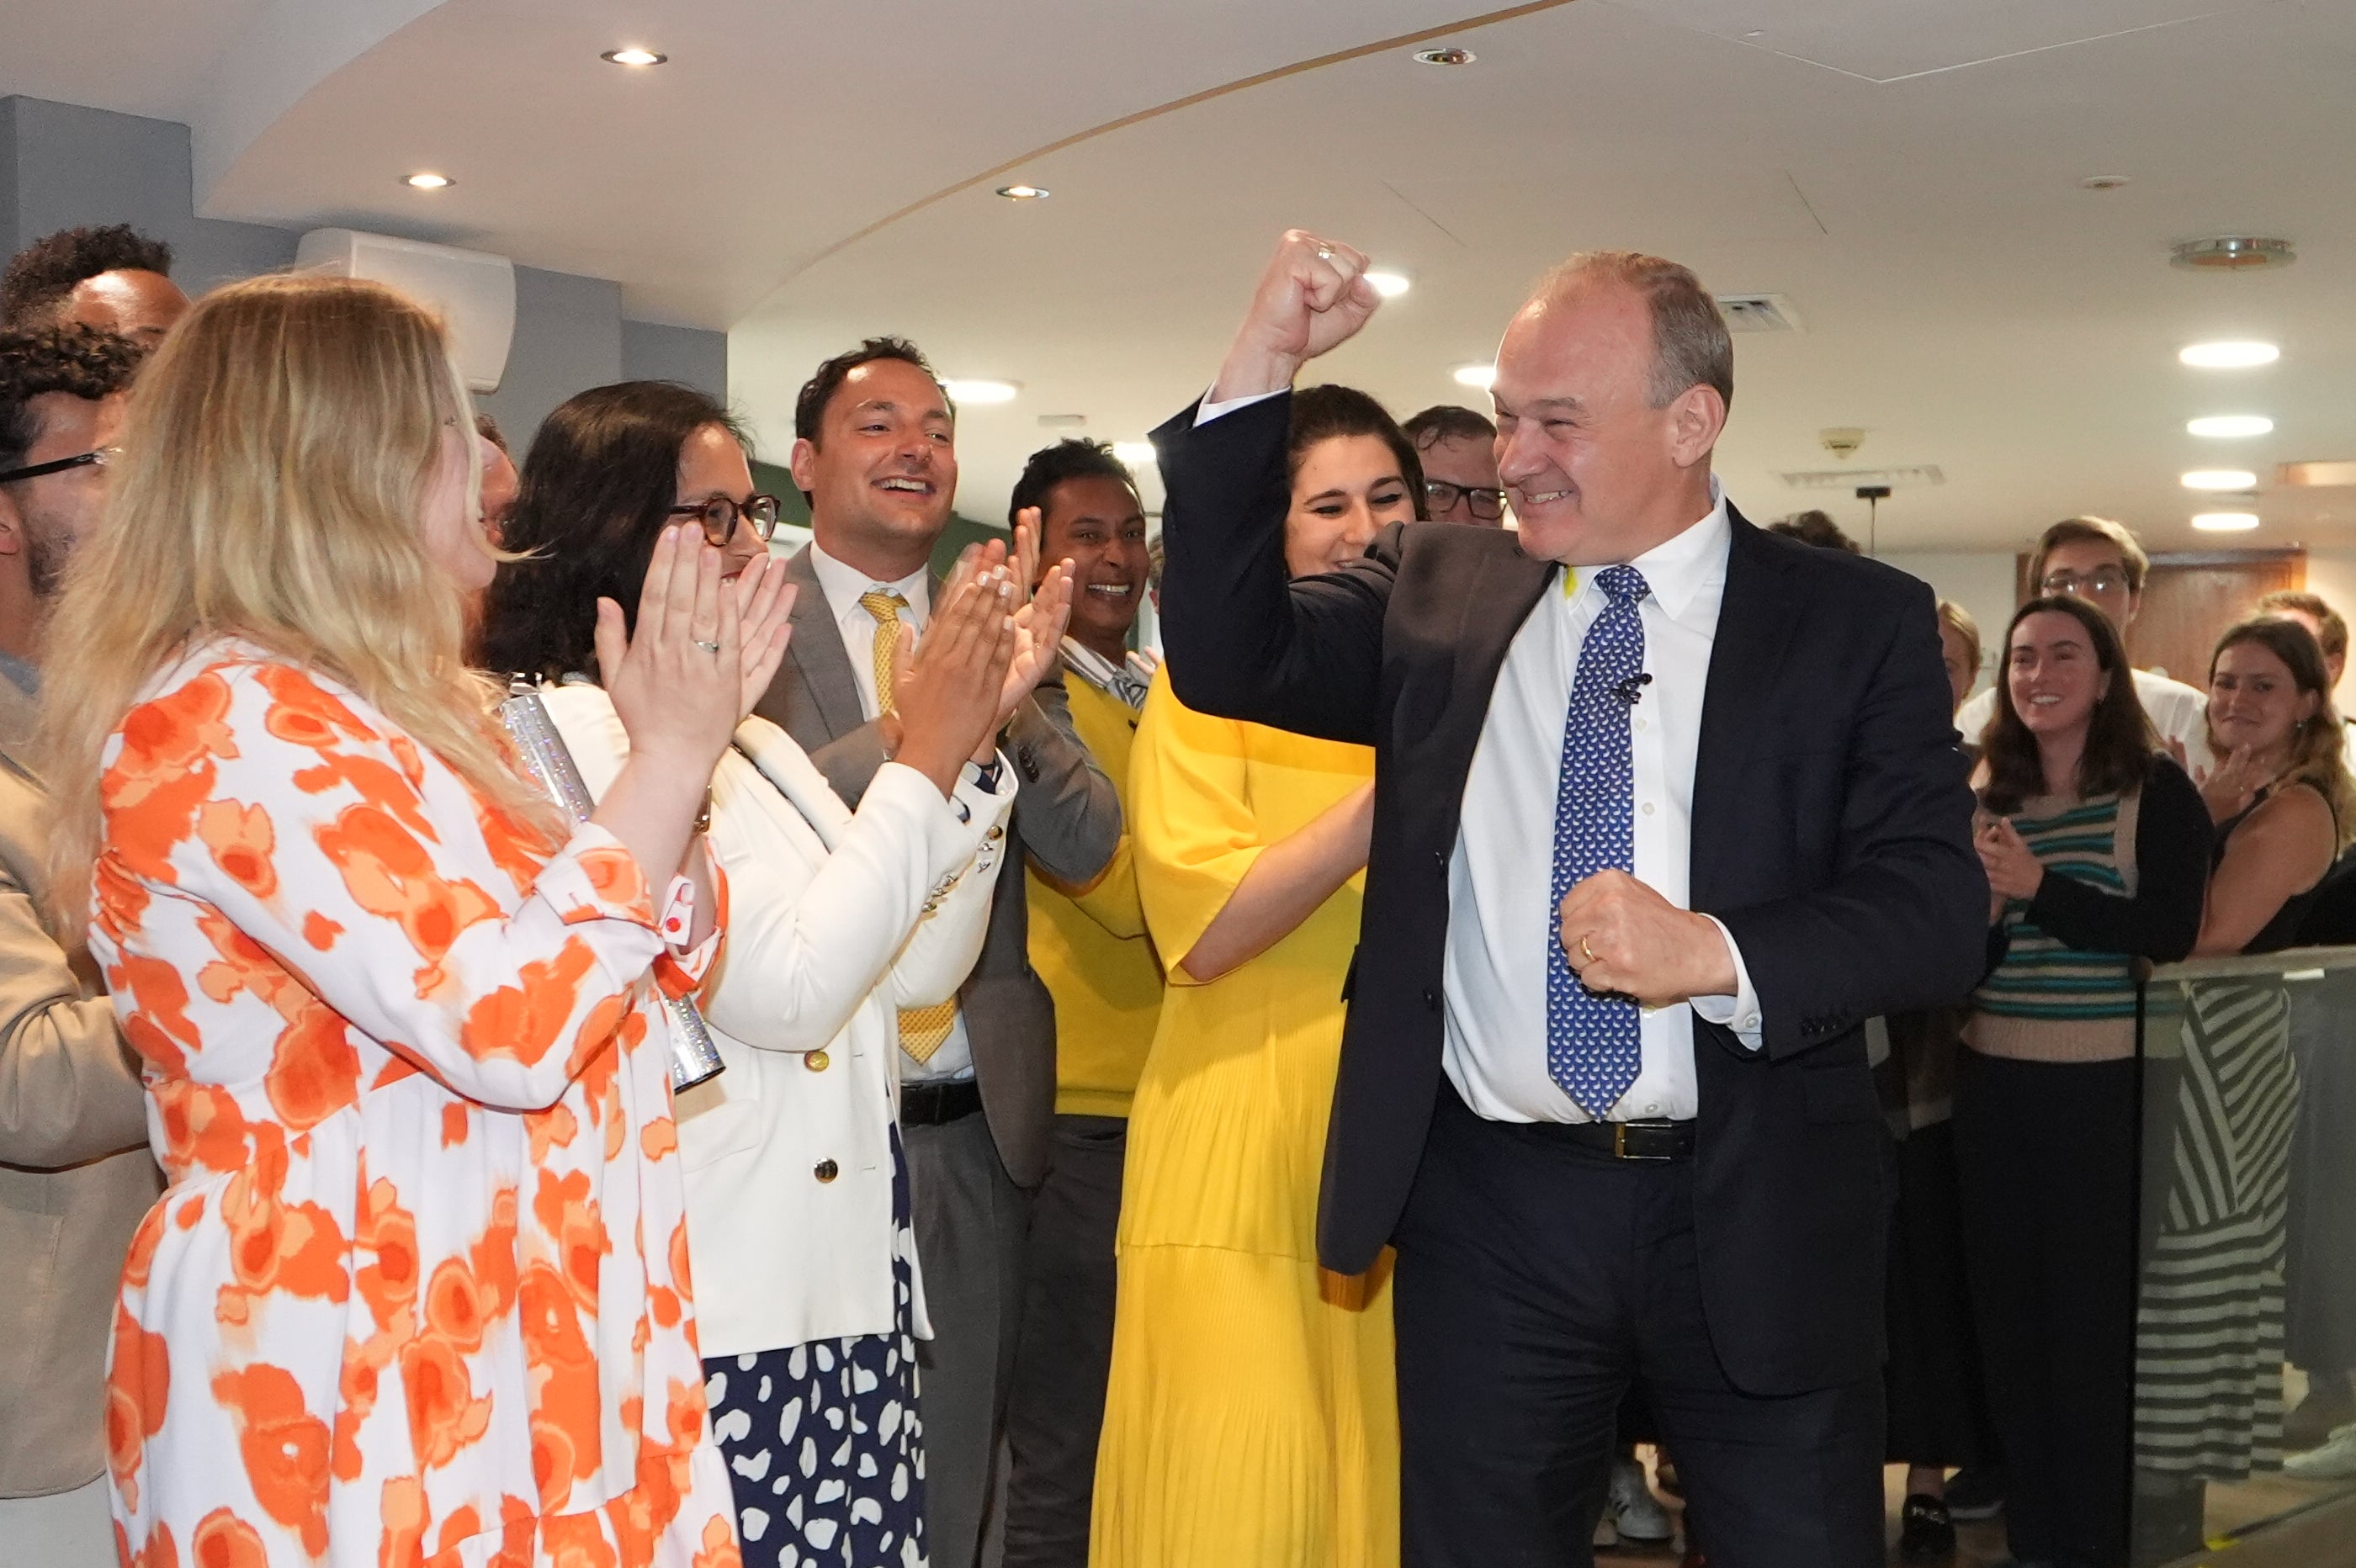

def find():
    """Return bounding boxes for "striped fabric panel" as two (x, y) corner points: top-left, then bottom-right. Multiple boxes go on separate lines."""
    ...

(2134, 977), (2301, 1478)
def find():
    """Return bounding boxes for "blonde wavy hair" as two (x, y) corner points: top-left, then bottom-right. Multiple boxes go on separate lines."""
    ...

(40, 273), (562, 920)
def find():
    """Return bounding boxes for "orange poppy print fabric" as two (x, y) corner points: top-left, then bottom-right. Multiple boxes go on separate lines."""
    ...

(88, 646), (741, 1568)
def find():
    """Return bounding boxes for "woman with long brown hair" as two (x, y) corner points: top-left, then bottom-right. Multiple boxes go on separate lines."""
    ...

(2133, 617), (2356, 1538)
(38, 274), (788, 1567)
(1955, 595), (2210, 1568)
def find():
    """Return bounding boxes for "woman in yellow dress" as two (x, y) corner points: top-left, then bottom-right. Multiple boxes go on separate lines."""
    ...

(1091, 385), (1425, 1567)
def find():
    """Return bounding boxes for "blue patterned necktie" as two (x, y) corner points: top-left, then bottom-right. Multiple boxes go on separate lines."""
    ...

(1547, 565), (1650, 1115)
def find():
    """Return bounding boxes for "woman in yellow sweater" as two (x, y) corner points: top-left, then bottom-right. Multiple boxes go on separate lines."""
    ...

(1091, 385), (1424, 1568)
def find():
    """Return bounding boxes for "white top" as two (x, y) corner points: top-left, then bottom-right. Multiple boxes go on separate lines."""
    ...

(807, 539), (979, 1083)
(542, 685), (1011, 1355)
(1955, 665), (2214, 776)
(1441, 483), (1762, 1124)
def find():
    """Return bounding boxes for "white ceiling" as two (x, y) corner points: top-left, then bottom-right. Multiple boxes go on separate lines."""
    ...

(3, 0), (2351, 553)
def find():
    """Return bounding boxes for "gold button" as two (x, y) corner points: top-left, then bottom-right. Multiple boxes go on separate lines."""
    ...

(805, 1050), (830, 1073)
(814, 1159), (839, 1183)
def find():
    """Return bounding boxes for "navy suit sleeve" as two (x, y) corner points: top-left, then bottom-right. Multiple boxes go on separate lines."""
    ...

(1714, 573), (1990, 1057)
(1154, 394), (1389, 747)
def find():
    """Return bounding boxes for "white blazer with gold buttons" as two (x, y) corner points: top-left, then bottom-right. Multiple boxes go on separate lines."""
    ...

(543, 685), (1011, 1358)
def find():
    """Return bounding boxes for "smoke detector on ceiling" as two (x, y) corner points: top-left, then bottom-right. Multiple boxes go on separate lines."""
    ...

(1715, 294), (1801, 333)
(2171, 236), (2295, 272)
(1819, 427), (1866, 460)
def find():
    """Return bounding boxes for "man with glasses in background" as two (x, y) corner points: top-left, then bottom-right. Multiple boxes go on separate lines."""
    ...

(1404, 404), (1509, 527)
(0, 323), (163, 1568)
(1954, 516), (2212, 774)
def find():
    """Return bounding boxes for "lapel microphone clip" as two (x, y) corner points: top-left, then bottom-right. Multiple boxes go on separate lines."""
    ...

(1614, 672), (1654, 707)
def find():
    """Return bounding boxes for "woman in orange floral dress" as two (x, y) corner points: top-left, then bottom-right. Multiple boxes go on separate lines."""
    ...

(34, 275), (788, 1568)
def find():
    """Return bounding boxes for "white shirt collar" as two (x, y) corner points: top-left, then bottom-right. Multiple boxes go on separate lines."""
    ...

(1561, 475), (1729, 624)
(809, 538), (931, 628)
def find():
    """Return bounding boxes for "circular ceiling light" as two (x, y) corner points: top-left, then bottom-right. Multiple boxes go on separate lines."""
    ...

(1112, 442), (1158, 466)
(2182, 469), (2258, 491)
(2192, 512), (2261, 532)
(1366, 271), (1412, 299)
(1453, 364), (1496, 389)
(2186, 415), (2274, 438)
(601, 47), (666, 66)
(403, 172), (454, 190)
(2172, 236), (2295, 272)
(2179, 341), (2280, 368)
(1414, 47), (1476, 66)
(941, 379), (1019, 405)
(995, 184), (1048, 200)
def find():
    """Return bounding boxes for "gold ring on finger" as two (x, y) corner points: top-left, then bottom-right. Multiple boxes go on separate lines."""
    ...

(1580, 936), (1597, 965)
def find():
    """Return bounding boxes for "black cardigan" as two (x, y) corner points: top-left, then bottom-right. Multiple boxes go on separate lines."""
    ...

(1993, 753), (2211, 967)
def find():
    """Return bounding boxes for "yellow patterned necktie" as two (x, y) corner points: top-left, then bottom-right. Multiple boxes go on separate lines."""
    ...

(861, 589), (958, 1064)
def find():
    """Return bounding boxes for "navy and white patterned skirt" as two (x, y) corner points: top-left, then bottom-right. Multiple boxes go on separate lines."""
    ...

(704, 1127), (927, 1568)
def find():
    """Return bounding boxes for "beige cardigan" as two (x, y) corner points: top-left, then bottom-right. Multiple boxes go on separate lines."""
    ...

(0, 691), (163, 1497)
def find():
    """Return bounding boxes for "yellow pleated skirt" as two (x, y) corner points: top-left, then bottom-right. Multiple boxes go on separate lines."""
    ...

(1091, 681), (1398, 1566)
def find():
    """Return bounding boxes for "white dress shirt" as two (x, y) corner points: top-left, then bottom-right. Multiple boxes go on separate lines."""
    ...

(1441, 483), (1762, 1124)
(1955, 666), (2213, 775)
(808, 540), (979, 1083)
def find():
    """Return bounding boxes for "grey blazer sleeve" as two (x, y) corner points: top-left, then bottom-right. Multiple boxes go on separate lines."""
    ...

(1002, 669), (1121, 887)
(805, 720), (895, 810)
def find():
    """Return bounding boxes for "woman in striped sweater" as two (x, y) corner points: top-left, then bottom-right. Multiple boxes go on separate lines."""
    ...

(1957, 594), (2211, 1568)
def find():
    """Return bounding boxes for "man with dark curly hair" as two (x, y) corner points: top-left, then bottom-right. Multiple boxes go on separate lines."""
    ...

(0, 319), (158, 1568)
(1, 224), (188, 346)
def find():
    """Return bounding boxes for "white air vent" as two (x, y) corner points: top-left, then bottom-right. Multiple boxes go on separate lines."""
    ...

(1779, 466), (1945, 490)
(294, 229), (516, 394)
(1036, 413), (1089, 429)
(1715, 293), (1802, 333)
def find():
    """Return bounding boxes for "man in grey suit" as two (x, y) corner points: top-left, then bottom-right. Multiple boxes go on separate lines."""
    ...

(0, 324), (162, 1568)
(753, 336), (1122, 1568)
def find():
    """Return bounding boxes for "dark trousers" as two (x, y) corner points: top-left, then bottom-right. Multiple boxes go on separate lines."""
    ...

(1393, 1086), (1884, 1568)
(1953, 1049), (2138, 1568)
(906, 1107), (1031, 1568)
(1000, 1115), (1127, 1568)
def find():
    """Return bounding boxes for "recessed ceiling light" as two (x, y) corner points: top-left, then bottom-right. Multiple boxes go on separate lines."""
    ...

(2186, 415), (2274, 438)
(1112, 442), (1157, 466)
(995, 184), (1048, 200)
(1453, 364), (1496, 389)
(2180, 341), (2279, 368)
(1366, 271), (1412, 299)
(1414, 47), (1476, 66)
(2173, 236), (2295, 272)
(2182, 469), (2258, 491)
(941, 379), (1019, 405)
(2192, 512), (2261, 532)
(601, 47), (666, 66)
(403, 172), (454, 190)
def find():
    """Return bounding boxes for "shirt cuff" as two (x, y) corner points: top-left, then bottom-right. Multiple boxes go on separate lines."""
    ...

(1690, 914), (1764, 1051)
(1195, 386), (1288, 426)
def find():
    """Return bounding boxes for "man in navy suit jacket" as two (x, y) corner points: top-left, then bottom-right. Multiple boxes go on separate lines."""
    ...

(1154, 231), (1986, 1567)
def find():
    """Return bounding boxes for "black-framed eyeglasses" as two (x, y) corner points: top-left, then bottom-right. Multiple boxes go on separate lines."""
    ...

(670, 494), (783, 547)
(0, 446), (119, 485)
(1423, 479), (1507, 522)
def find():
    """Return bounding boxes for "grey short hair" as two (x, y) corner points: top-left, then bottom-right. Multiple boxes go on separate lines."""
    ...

(1536, 251), (1733, 412)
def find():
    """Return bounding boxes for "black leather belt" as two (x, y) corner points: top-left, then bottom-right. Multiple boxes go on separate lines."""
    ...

(1559, 1118), (1697, 1162)
(901, 1079), (984, 1128)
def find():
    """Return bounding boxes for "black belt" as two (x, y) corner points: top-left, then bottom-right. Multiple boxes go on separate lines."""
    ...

(901, 1078), (984, 1128)
(1557, 1118), (1697, 1162)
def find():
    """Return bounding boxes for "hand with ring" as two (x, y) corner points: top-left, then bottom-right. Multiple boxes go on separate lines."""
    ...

(1557, 869), (1740, 1008)
(1211, 228), (1385, 402)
